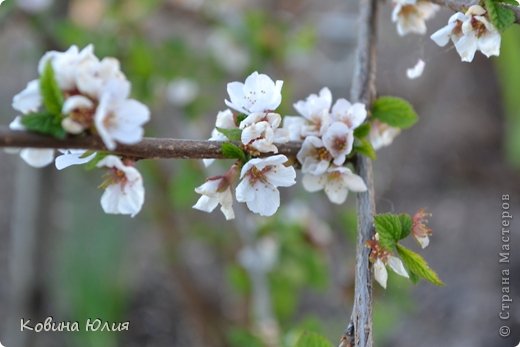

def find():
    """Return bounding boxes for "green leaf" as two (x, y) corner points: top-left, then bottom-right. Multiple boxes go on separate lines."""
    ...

(374, 213), (412, 250)
(398, 214), (413, 240)
(485, 0), (516, 32)
(396, 244), (444, 286)
(295, 331), (334, 347)
(354, 123), (371, 139)
(236, 113), (248, 124)
(216, 127), (242, 141)
(21, 112), (66, 139)
(497, 0), (519, 5)
(40, 61), (64, 115)
(374, 214), (401, 250)
(371, 96), (418, 129)
(85, 152), (109, 170)
(221, 142), (247, 162)
(353, 138), (377, 160)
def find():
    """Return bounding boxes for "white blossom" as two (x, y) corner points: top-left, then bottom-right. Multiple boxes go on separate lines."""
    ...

(235, 155), (296, 216)
(94, 79), (150, 150)
(322, 122), (354, 166)
(392, 0), (439, 36)
(373, 256), (409, 289)
(7, 117), (54, 168)
(226, 71), (283, 114)
(302, 166), (367, 204)
(75, 57), (126, 99)
(374, 258), (389, 289)
(97, 155), (145, 217)
(406, 59), (425, 79)
(369, 120), (401, 150)
(293, 87), (332, 136)
(19, 148), (55, 168)
(12, 79), (42, 114)
(330, 98), (367, 130)
(239, 112), (288, 153)
(61, 95), (95, 134)
(38, 45), (98, 91)
(430, 5), (501, 62)
(193, 176), (235, 220)
(55, 149), (96, 170)
(203, 109), (237, 167)
(282, 115), (307, 141)
(412, 209), (433, 249)
(296, 136), (332, 175)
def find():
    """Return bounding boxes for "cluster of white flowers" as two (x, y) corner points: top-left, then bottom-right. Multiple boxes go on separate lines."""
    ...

(9, 45), (149, 217)
(431, 5), (501, 63)
(193, 72), (384, 219)
(283, 87), (368, 204)
(391, 0), (439, 36)
(391, 0), (505, 67)
(194, 72), (297, 219)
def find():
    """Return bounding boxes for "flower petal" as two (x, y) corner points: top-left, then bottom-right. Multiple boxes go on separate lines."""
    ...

(388, 256), (409, 278)
(374, 258), (388, 289)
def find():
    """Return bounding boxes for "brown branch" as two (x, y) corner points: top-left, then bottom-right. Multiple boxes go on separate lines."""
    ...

(341, 0), (378, 346)
(0, 127), (302, 160)
(428, 0), (520, 23)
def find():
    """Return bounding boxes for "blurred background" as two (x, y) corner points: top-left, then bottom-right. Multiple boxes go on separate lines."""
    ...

(0, 0), (519, 346)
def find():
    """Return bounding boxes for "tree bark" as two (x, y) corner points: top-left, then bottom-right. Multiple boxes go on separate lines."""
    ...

(341, 0), (378, 346)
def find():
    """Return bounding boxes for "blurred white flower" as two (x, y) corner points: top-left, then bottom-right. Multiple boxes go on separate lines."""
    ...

(236, 155), (296, 216)
(12, 80), (42, 114)
(19, 148), (55, 168)
(76, 57), (126, 99)
(226, 71), (283, 114)
(61, 95), (95, 134)
(322, 122), (354, 166)
(392, 0), (439, 36)
(38, 45), (97, 91)
(369, 120), (401, 150)
(302, 166), (367, 204)
(97, 155), (145, 217)
(282, 116), (307, 141)
(95, 79), (150, 150)
(406, 59), (425, 79)
(207, 30), (250, 74)
(297, 136), (332, 175)
(238, 237), (279, 272)
(431, 5), (501, 62)
(166, 78), (200, 107)
(55, 149), (96, 170)
(16, 0), (52, 13)
(193, 176), (235, 220)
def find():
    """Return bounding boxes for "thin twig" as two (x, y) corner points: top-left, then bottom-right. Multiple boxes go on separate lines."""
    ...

(0, 127), (302, 160)
(342, 0), (378, 346)
(429, 0), (520, 22)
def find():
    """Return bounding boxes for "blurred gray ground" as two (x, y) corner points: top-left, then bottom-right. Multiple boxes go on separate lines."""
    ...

(0, 1), (519, 347)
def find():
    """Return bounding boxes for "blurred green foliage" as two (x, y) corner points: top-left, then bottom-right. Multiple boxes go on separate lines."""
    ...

(496, 25), (520, 168)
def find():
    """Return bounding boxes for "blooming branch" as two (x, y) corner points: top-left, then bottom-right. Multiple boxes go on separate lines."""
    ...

(0, 127), (303, 160)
